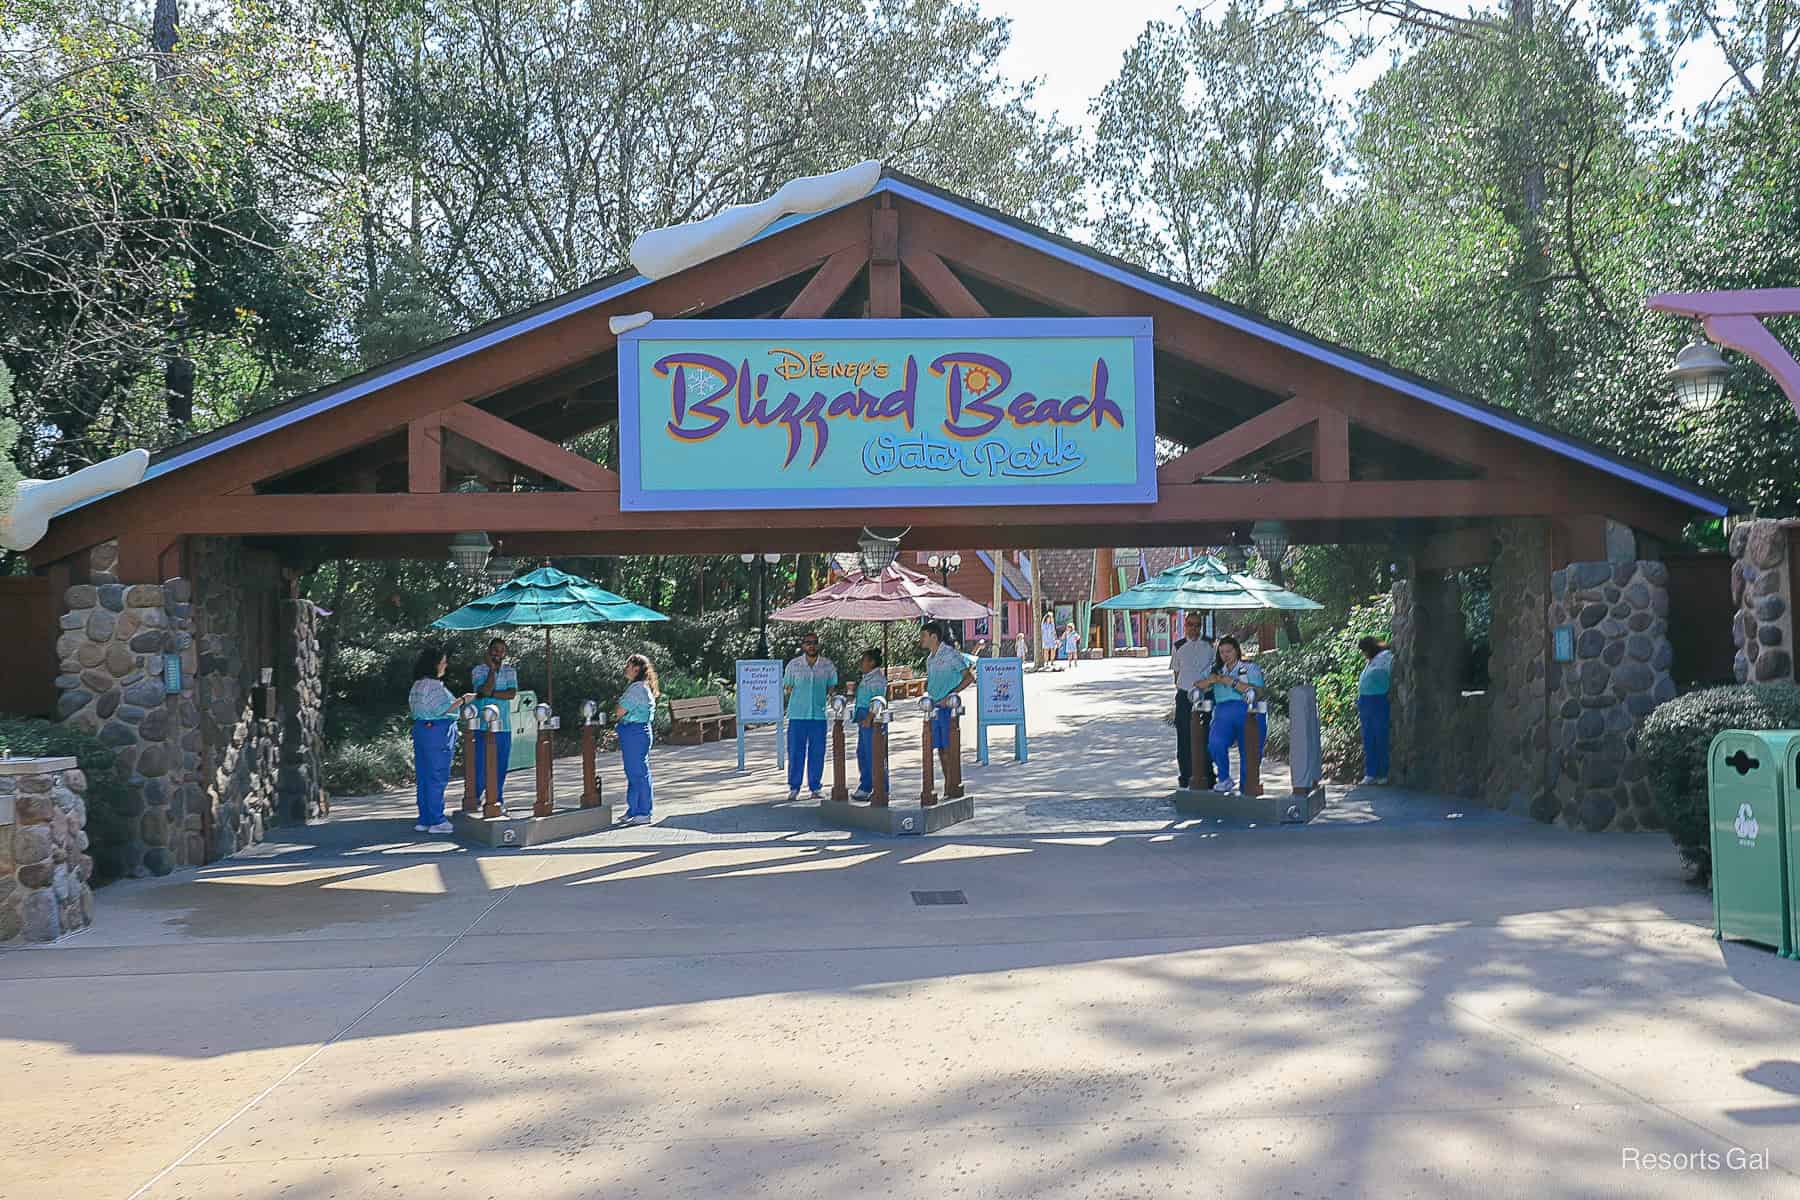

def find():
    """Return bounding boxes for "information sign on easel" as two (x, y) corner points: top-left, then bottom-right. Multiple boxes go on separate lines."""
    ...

(975, 657), (1028, 764)
(735, 659), (786, 772)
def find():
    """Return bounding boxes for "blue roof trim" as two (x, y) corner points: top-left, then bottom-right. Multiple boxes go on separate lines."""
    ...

(976, 551), (1022, 601)
(871, 177), (1728, 517)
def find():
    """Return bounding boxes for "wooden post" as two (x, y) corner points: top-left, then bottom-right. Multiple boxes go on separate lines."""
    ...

(830, 717), (849, 802)
(871, 722), (889, 807)
(481, 722), (503, 819)
(920, 710), (938, 806)
(580, 721), (600, 808)
(944, 702), (965, 800)
(534, 724), (555, 817)
(461, 717), (479, 813)
(1243, 705), (1263, 798)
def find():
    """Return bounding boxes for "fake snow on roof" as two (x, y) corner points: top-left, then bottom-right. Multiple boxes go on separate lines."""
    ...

(628, 161), (882, 280)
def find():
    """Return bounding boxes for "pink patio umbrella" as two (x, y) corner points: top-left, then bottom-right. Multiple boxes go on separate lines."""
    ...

(769, 560), (992, 666)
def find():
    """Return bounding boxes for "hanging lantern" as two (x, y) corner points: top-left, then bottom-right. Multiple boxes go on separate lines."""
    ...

(1251, 520), (1289, 566)
(1220, 544), (1248, 573)
(1666, 338), (1730, 413)
(446, 477), (492, 582)
(483, 554), (517, 591)
(857, 527), (903, 578)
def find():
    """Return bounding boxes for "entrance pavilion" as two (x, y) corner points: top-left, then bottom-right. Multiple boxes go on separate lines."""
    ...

(21, 170), (1733, 872)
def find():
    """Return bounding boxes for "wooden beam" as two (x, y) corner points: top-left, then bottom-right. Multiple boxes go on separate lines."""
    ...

(869, 206), (901, 318)
(1314, 407), (1350, 481)
(443, 428), (540, 487)
(900, 248), (988, 318)
(408, 413), (443, 493)
(436, 404), (619, 492)
(130, 477), (1687, 541)
(115, 532), (181, 583)
(1157, 397), (1322, 484)
(782, 243), (869, 318)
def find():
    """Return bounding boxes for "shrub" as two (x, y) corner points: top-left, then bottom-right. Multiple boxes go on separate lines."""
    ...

(321, 729), (416, 797)
(0, 718), (130, 884)
(1640, 682), (1800, 885)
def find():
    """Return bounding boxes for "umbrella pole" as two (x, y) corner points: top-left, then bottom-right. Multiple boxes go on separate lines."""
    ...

(544, 625), (553, 708)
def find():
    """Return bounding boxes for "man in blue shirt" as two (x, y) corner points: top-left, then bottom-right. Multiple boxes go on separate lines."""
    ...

(782, 632), (838, 801)
(920, 621), (975, 783)
(470, 637), (518, 807)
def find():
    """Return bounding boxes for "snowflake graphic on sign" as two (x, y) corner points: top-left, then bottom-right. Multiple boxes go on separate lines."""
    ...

(1734, 802), (1759, 843)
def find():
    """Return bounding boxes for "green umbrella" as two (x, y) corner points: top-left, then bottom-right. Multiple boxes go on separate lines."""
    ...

(1095, 554), (1322, 613)
(433, 565), (668, 705)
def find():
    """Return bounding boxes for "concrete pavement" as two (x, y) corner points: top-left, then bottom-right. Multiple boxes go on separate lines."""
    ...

(1, 658), (1795, 1199)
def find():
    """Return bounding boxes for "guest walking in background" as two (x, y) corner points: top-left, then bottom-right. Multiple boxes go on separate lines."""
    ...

(782, 631), (838, 801)
(613, 653), (659, 825)
(470, 637), (518, 810)
(851, 648), (888, 800)
(1357, 636), (1394, 786)
(408, 643), (472, 834)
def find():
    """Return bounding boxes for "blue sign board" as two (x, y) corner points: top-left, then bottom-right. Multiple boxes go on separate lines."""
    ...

(975, 657), (1028, 765)
(618, 318), (1156, 511)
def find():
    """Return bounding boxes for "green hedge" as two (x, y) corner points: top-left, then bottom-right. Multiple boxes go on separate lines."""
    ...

(1640, 682), (1800, 885)
(0, 718), (130, 884)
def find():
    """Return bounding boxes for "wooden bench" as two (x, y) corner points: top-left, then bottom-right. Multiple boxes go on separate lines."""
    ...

(886, 666), (926, 700)
(667, 696), (735, 745)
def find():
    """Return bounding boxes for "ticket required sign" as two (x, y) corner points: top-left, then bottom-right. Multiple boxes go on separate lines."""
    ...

(617, 317), (1156, 511)
(735, 659), (784, 725)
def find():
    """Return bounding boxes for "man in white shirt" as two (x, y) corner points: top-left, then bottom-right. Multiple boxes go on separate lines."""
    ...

(1170, 612), (1215, 791)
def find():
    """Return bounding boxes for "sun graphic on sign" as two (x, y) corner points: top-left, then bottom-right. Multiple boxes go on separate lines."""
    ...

(963, 365), (995, 394)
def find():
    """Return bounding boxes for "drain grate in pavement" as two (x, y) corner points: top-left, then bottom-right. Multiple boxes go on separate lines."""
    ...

(911, 890), (967, 906)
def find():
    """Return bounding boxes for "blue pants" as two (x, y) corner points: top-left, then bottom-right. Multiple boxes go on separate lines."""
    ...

(1207, 701), (1264, 789)
(472, 728), (512, 803)
(617, 721), (654, 817)
(1358, 694), (1391, 779)
(412, 719), (454, 826)
(787, 718), (826, 792)
(854, 710), (889, 794)
(930, 704), (955, 750)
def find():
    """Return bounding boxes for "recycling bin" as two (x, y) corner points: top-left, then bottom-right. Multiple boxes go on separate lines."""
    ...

(1707, 731), (1795, 957)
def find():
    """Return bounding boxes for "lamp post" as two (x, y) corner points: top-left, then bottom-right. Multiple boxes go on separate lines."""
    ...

(1646, 289), (1800, 420)
(740, 552), (781, 658)
(927, 551), (962, 588)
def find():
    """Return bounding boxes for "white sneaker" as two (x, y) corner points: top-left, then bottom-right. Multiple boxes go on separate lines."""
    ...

(1374, 776), (1390, 786)
(414, 823), (430, 832)
(427, 821), (455, 834)
(786, 790), (799, 802)
(1359, 776), (1377, 786)
(1213, 781), (1234, 795)
(809, 789), (824, 800)
(852, 790), (871, 801)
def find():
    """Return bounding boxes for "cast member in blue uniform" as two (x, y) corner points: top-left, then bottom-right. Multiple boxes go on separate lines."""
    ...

(783, 633), (838, 800)
(469, 637), (518, 808)
(1203, 636), (1265, 795)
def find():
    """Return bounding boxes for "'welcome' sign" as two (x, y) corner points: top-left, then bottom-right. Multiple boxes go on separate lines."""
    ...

(617, 317), (1155, 511)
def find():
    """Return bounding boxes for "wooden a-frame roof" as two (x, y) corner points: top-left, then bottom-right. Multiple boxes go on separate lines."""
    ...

(32, 170), (1731, 580)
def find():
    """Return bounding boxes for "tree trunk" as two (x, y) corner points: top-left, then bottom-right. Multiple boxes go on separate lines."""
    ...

(795, 553), (816, 599)
(151, 0), (194, 426)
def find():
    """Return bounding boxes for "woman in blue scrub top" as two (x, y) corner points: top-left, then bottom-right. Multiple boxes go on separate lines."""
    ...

(407, 644), (472, 834)
(613, 653), (659, 825)
(1202, 636), (1264, 795)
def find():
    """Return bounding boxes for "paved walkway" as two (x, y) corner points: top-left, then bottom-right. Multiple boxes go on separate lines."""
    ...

(2, 659), (1796, 1198)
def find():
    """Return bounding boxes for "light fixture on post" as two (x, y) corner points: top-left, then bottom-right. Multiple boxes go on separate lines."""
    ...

(1220, 543), (1248, 573)
(927, 551), (962, 587)
(1666, 338), (1731, 414)
(1250, 520), (1289, 567)
(483, 549), (517, 592)
(857, 527), (904, 579)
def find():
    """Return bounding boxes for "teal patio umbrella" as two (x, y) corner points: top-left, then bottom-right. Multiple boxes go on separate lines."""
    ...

(433, 564), (668, 705)
(1096, 554), (1323, 615)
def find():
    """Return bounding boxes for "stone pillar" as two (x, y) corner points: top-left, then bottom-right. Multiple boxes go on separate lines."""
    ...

(277, 598), (327, 822)
(1546, 561), (1676, 831)
(0, 756), (94, 942)
(1483, 521), (1551, 816)
(1728, 518), (1795, 684)
(1390, 567), (1466, 790)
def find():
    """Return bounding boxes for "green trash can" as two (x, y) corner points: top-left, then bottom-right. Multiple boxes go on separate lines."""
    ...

(1707, 731), (1795, 957)
(1787, 738), (1800, 961)
(508, 691), (539, 773)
